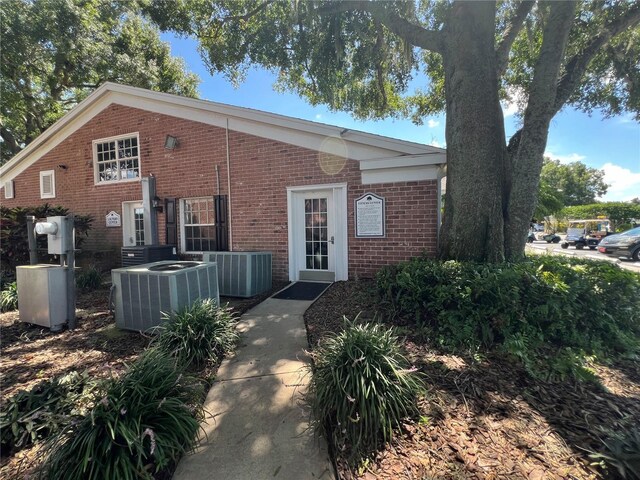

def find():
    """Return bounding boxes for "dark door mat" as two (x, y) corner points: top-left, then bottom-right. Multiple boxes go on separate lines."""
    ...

(273, 282), (331, 300)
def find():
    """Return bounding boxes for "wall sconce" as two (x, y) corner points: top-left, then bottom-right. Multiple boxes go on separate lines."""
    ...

(152, 195), (163, 212)
(164, 135), (179, 150)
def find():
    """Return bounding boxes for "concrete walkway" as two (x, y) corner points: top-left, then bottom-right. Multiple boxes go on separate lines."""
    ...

(173, 296), (334, 480)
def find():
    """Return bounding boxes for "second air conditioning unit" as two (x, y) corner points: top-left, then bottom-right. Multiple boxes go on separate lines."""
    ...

(202, 251), (272, 297)
(112, 260), (219, 331)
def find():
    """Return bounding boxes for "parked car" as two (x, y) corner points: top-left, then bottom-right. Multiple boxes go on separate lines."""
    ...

(597, 226), (640, 261)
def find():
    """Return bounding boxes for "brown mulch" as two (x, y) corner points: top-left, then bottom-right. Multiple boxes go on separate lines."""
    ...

(304, 280), (640, 480)
(0, 280), (288, 479)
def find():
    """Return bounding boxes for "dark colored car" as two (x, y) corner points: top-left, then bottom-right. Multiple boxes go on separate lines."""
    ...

(597, 226), (640, 261)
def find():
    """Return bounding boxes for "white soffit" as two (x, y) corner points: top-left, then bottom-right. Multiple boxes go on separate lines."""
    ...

(0, 82), (446, 182)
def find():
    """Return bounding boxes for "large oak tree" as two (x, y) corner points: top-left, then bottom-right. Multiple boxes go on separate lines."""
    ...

(0, 0), (200, 161)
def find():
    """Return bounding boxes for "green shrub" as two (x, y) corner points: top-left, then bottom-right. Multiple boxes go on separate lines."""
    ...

(590, 428), (640, 479)
(0, 281), (18, 312)
(41, 349), (204, 480)
(0, 371), (102, 453)
(153, 299), (238, 368)
(76, 265), (102, 292)
(376, 256), (640, 379)
(308, 320), (424, 461)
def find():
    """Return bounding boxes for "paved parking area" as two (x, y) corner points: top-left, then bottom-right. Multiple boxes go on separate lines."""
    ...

(526, 241), (640, 273)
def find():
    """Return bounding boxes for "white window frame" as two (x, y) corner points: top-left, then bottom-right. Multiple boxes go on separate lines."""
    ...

(39, 170), (56, 199)
(4, 180), (14, 199)
(180, 197), (218, 254)
(92, 132), (141, 185)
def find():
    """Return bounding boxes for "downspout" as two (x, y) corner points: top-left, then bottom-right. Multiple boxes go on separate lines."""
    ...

(225, 118), (234, 251)
(436, 164), (446, 250)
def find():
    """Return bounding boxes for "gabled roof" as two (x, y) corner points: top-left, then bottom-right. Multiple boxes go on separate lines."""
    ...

(0, 82), (446, 182)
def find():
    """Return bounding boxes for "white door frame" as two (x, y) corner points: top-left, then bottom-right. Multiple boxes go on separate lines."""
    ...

(122, 200), (144, 246)
(287, 183), (348, 282)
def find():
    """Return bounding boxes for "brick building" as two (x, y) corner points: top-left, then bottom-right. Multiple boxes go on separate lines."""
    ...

(1, 83), (446, 282)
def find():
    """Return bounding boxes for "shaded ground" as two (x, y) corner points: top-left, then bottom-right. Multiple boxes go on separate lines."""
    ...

(304, 280), (640, 480)
(0, 280), (287, 479)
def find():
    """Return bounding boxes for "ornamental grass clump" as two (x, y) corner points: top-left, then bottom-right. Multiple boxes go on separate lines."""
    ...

(308, 320), (424, 461)
(0, 281), (18, 312)
(153, 298), (239, 368)
(41, 349), (204, 480)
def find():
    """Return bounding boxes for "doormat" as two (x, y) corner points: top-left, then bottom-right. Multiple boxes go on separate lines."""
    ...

(273, 282), (331, 300)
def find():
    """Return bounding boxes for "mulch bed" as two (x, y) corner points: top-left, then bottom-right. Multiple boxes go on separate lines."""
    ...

(0, 280), (288, 479)
(304, 280), (640, 480)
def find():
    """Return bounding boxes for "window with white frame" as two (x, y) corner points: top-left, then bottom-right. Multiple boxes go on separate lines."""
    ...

(39, 170), (56, 199)
(181, 197), (220, 252)
(93, 133), (140, 184)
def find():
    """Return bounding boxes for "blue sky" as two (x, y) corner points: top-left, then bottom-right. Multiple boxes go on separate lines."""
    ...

(164, 34), (640, 202)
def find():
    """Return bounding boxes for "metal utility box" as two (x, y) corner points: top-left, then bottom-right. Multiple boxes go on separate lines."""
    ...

(35, 216), (70, 255)
(202, 251), (272, 298)
(112, 260), (219, 331)
(16, 265), (68, 331)
(121, 245), (177, 267)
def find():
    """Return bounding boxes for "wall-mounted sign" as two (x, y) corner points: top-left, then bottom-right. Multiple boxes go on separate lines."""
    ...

(105, 211), (121, 228)
(355, 193), (385, 237)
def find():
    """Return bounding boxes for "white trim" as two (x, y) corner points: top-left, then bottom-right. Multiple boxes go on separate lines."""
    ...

(1, 82), (446, 184)
(39, 170), (56, 199)
(3, 180), (14, 199)
(286, 183), (348, 282)
(92, 132), (141, 185)
(361, 165), (441, 184)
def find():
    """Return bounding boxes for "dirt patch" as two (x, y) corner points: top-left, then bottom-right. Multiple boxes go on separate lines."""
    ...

(304, 281), (640, 480)
(0, 281), (288, 479)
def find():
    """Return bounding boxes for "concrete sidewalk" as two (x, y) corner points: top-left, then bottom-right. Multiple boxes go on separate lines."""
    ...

(173, 296), (334, 480)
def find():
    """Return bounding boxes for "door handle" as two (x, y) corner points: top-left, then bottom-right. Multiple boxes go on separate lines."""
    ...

(330, 236), (335, 245)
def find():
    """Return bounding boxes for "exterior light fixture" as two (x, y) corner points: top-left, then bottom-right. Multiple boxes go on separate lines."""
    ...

(152, 195), (163, 212)
(164, 135), (179, 149)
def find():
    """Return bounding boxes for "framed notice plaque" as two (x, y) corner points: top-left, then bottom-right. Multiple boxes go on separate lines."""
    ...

(355, 193), (385, 237)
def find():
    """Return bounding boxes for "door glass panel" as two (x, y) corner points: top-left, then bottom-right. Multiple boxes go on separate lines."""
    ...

(134, 207), (144, 246)
(304, 197), (329, 270)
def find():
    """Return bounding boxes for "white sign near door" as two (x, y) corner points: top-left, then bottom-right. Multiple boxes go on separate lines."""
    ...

(355, 193), (385, 237)
(105, 211), (121, 227)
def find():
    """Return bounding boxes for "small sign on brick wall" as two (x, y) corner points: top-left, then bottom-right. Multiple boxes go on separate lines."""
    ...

(106, 211), (121, 227)
(355, 193), (385, 237)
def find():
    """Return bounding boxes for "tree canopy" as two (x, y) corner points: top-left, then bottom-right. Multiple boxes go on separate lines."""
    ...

(143, 0), (640, 262)
(0, 0), (200, 161)
(534, 157), (608, 218)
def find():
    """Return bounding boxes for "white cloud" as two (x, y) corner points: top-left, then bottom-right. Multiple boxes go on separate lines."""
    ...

(431, 139), (446, 149)
(544, 151), (587, 164)
(601, 163), (640, 201)
(502, 101), (519, 117)
(427, 119), (440, 128)
(315, 114), (322, 120)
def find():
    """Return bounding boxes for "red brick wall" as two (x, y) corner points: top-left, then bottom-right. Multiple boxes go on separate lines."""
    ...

(2, 104), (438, 280)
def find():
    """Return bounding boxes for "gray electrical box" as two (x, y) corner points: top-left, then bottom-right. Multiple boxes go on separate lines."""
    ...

(16, 265), (68, 331)
(35, 216), (70, 254)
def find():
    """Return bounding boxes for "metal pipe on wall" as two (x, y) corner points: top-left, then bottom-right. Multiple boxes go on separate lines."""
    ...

(225, 118), (233, 251)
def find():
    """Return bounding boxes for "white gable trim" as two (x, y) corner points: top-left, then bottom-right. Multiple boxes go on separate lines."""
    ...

(1, 83), (446, 183)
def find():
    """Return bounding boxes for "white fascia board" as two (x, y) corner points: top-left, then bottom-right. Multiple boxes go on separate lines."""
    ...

(359, 153), (447, 171)
(361, 165), (441, 185)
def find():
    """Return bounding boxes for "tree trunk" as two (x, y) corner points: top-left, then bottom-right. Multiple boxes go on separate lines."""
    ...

(503, 2), (577, 260)
(439, 1), (508, 262)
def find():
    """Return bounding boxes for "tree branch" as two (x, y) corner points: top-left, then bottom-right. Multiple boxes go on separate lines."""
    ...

(495, 0), (536, 76)
(0, 124), (20, 158)
(554, 2), (640, 114)
(317, 1), (444, 53)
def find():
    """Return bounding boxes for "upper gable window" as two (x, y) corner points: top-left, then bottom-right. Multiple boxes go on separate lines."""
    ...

(93, 133), (140, 184)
